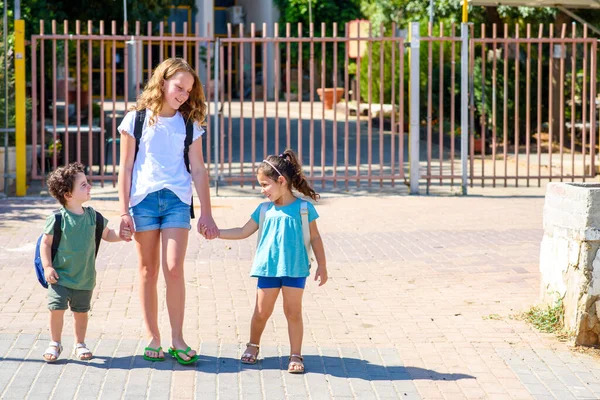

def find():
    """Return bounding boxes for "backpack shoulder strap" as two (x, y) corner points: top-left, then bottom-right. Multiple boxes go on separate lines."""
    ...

(183, 119), (194, 172)
(300, 201), (311, 262)
(133, 109), (146, 164)
(184, 119), (195, 219)
(94, 211), (104, 258)
(50, 210), (62, 262)
(256, 202), (270, 247)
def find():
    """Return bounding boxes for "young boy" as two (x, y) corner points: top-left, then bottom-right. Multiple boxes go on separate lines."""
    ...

(40, 162), (129, 362)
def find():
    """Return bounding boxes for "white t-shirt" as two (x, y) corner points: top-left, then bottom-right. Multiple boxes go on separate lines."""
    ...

(117, 109), (204, 207)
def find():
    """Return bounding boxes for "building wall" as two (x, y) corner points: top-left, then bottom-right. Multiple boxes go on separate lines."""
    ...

(193, 0), (280, 98)
(195, 0), (214, 37)
(235, 0), (279, 98)
(195, 0), (214, 84)
(237, 0), (279, 32)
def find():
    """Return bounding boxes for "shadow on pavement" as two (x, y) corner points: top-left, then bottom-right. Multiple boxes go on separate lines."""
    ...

(2, 354), (475, 381)
(0, 199), (56, 228)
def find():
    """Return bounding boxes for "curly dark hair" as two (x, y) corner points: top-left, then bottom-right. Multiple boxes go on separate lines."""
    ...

(259, 149), (320, 201)
(47, 162), (86, 206)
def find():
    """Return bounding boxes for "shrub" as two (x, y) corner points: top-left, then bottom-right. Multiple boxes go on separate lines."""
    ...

(359, 40), (402, 104)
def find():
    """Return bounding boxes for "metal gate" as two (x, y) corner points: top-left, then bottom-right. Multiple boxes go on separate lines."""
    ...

(29, 20), (599, 193)
(30, 20), (215, 186)
(213, 22), (407, 190)
(468, 23), (597, 188)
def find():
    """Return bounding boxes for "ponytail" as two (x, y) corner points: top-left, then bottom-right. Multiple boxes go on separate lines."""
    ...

(259, 149), (320, 201)
(281, 150), (319, 201)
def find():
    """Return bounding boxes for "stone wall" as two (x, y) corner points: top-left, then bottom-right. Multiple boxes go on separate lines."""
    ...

(540, 182), (600, 345)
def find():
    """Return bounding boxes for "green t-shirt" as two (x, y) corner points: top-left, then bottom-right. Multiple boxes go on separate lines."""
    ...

(43, 206), (107, 290)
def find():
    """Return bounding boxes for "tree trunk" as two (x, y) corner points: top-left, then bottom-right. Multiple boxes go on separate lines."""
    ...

(484, 7), (504, 38)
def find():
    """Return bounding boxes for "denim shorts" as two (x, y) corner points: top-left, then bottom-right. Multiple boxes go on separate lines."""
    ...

(257, 276), (307, 289)
(48, 284), (93, 313)
(130, 188), (191, 232)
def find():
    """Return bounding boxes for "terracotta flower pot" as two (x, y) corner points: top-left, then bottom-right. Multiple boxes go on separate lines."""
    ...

(473, 138), (484, 154)
(316, 88), (344, 110)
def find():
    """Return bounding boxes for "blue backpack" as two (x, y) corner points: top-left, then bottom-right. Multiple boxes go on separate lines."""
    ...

(34, 210), (104, 288)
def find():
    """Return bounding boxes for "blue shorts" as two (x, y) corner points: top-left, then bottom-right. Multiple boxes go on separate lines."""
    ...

(257, 276), (307, 289)
(130, 188), (191, 232)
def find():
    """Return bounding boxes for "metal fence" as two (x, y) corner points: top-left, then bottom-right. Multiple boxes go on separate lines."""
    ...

(29, 20), (600, 193)
(30, 20), (215, 186)
(468, 23), (597, 188)
(215, 22), (407, 190)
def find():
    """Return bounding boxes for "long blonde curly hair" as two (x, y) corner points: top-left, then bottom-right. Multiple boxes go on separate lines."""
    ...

(134, 57), (206, 127)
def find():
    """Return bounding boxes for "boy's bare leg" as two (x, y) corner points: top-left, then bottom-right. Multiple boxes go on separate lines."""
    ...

(44, 310), (65, 361)
(73, 312), (88, 344)
(49, 310), (65, 343)
(73, 311), (92, 360)
(135, 229), (163, 359)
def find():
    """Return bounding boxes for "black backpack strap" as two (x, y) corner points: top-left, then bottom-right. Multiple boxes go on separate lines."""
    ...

(133, 109), (146, 164)
(50, 211), (62, 263)
(184, 119), (195, 219)
(183, 119), (193, 174)
(94, 211), (104, 258)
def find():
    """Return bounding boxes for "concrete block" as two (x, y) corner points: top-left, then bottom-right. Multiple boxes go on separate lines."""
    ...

(541, 183), (600, 345)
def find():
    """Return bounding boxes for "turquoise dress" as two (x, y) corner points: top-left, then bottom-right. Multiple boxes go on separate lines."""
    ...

(250, 198), (319, 278)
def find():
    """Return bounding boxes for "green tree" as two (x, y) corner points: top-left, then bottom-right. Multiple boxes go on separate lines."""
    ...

(18, 0), (196, 36)
(358, 1), (600, 29)
(357, 1), (600, 145)
(274, 0), (363, 34)
(274, 0), (363, 87)
(358, 40), (404, 105)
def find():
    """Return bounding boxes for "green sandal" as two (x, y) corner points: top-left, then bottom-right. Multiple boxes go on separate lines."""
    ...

(168, 346), (198, 365)
(143, 346), (165, 362)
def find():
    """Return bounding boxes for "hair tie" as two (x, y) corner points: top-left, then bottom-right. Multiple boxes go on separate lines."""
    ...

(263, 160), (283, 177)
(279, 153), (285, 158)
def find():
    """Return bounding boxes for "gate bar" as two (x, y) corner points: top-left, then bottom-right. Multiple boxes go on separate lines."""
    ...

(461, 23), (468, 195)
(213, 38), (220, 182)
(409, 22), (420, 194)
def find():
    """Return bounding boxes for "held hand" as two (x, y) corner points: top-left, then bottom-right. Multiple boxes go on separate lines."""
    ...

(197, 215), (219, 240)
(44, 267), (59, 284)
(314, 265), (328, 286)
(198, 224), (208, 238)
(121, 226), (132, 241)
(120, 215), (135, 242)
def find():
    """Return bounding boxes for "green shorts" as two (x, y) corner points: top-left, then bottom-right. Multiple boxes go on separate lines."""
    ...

(47, 284), (93, 313)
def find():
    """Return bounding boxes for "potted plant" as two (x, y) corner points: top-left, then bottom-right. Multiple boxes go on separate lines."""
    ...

(473, 133), (484, 154)
(316, 87), (344, 110)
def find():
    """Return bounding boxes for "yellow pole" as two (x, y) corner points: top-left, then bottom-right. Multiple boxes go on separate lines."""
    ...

(14, 19), (26, 196)
(462, 0), (468, 23)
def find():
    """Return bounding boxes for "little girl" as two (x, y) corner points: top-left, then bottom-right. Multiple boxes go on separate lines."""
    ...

(217, 149), (327, 374)
(117, 58), (218, 365)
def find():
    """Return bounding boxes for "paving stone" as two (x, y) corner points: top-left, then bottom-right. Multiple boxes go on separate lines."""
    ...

(0, 194), (599, 399)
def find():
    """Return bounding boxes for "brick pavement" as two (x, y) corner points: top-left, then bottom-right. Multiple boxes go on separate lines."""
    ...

(1, 191), (600, 399)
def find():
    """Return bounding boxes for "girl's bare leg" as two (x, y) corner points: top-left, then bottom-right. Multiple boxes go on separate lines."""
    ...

(282, 286), (304, 371)
(135, 229), (162, 359)
(242, 288), (280, 361)
(161, 228), (194, 361)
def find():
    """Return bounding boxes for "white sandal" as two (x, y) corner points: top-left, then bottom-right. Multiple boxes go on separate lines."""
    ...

(288, 354), (305, 374)
(42, 341), (62, 363)
(74, 343), (92, 360)
(240, 342), (260, 365)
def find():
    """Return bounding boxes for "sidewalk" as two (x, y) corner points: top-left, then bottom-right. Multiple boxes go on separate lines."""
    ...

(1, 192), (599, 399)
